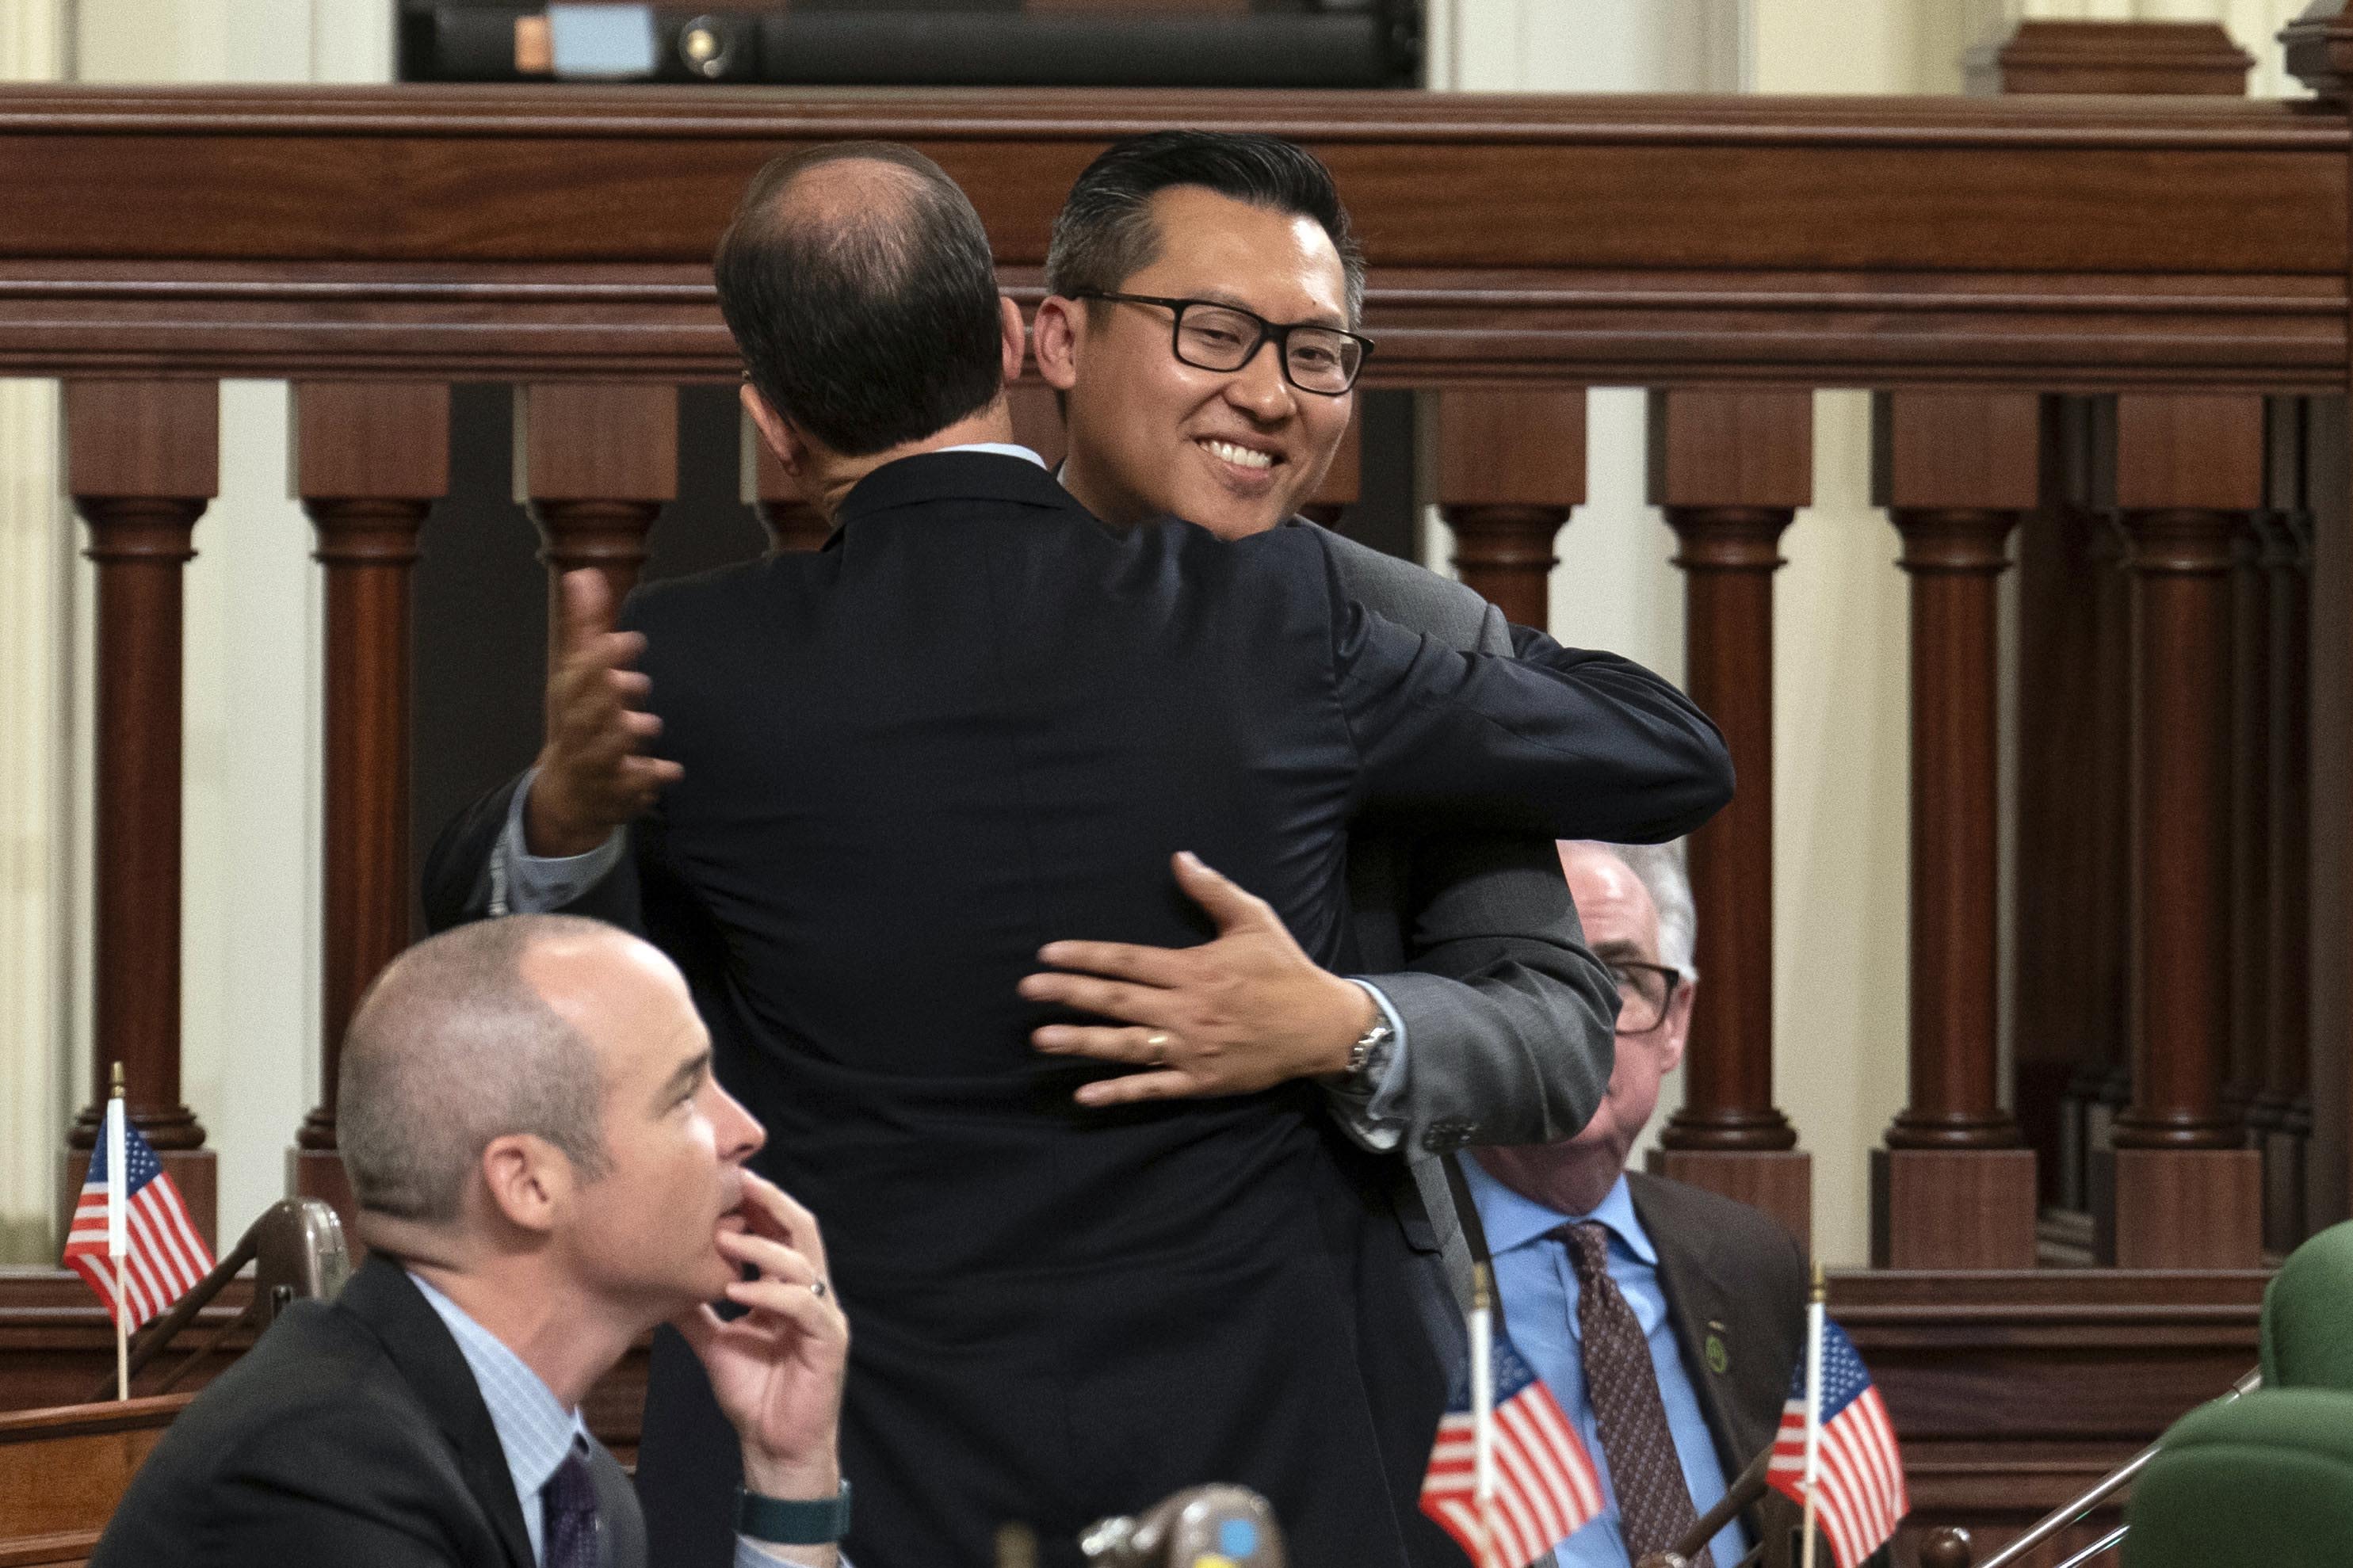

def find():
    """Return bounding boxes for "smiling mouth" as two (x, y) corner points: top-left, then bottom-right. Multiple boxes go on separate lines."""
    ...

(1198, 437), (1279, 473)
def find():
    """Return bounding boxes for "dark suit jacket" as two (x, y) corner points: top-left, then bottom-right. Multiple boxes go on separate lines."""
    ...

(1625, 1172), (1810, 1511)
(426, 452), (1732, 1568)
(1630, 1174), (1890, 1568)
(89, 1254), (644, 1568)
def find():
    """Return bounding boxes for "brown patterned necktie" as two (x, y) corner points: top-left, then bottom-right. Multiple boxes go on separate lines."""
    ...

(1557, 1221), (1713, 1568)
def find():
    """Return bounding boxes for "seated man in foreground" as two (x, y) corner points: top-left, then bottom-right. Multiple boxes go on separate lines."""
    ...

(90, 914), (851, 1568)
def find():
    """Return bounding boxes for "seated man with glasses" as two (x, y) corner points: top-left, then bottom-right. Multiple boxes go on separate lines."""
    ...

(1462, 841), (1814, 1568)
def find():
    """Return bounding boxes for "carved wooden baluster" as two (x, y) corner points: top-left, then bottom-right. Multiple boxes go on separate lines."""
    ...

(2225, 504), (2271, 1137)
(515, 383), (676, 649)
(1988, 0), (2250, 1238)
(2254, 399), (2313, 1254)
(1868, 391), (2039, 1269)
(1434, 387), (1585, 630)
(1298, 410), (1361, 529)
(290, 383), (449, 1219)
(63, 380), (219, 1249)
(2013, 398), (2132, 1220)
(1646, 387), (1812, 1249)
(2097, 394), (2264, 1269)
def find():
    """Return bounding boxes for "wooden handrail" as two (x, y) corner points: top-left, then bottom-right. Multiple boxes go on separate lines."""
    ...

(0, 85), (2340, 387)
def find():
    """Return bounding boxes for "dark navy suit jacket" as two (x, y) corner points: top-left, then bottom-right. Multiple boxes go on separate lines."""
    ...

(89, 1255), (644, 1568)
(426, 452), (1732, 1568)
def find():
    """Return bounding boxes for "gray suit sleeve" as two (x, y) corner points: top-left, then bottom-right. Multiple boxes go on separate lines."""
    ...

(1312, 536), (1632, 1154)
(1364, 831), (1618, 1152)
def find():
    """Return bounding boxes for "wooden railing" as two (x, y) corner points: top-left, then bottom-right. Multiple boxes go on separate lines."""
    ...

(10, 10), (2353, 1555)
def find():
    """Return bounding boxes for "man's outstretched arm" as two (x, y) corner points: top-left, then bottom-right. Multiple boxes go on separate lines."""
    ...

(421, 569), (675, 932)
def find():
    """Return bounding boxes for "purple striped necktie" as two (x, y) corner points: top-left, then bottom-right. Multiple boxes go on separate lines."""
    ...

(542, 1444), (602, 1568)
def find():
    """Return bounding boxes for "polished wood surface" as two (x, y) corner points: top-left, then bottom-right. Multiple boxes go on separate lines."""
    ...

(1434, 386), (1584, 628)
(2011, 399), (2133, 1215)
(60, 382), (216, 1235)
(292, 383), (449, 1210)
(2258, 406), (2317, 1252)
(2095, 1148), (2263, 1269)
(0, 88), (2343, 388)
(2299, 383), (2348, 1234)
(1972, 21), (2254, 97)
(2227, 509), (2272, 1131)
(0, 1392), (193, 1567)
(2102, 395), (2268, 1251)
(1871, 391), (2038, 1269)
(516, 382), (677, 647)
(1650, 390), (1809, 1191)
(2111, 395), (2263, 1158)
(1874, 391), (2033, 1150)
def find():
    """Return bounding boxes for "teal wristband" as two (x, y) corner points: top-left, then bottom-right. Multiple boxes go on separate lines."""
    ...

(735, 1478), (852, 1546)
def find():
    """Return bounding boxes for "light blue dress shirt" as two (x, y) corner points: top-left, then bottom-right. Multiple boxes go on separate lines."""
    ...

(1460, 1163), (1746, 1568)
(410, 1272), (804, 1568)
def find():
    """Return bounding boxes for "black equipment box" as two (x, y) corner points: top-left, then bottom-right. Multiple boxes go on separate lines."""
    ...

(398, 2), (1421, 89)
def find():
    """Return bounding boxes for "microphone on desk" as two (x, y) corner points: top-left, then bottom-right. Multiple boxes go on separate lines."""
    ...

(1075, 1484), (1285, 1568)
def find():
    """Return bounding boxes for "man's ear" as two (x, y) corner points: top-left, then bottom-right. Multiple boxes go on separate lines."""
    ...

(998, 295), (1027, 386)
(479, 1133), (569, 1237)
(739, 380), (805, 479)
(1031, 296), (1082, 392)
(1659, 979), (1696, 1075)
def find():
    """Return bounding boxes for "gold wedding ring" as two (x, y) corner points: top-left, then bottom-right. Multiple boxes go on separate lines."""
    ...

(1144, 1030), (1175, 1063)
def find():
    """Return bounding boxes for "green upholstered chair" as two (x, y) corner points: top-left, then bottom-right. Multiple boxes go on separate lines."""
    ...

(2119, 1390), (2353, 1567)
(2120, 1223), (2353, 1567)
(2262, 1220), (2353, 1394)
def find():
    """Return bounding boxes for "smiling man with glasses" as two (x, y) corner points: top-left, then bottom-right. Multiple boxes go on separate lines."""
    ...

(1462, 841), (1855, 1568)
(1023, 135), (1732, 1566)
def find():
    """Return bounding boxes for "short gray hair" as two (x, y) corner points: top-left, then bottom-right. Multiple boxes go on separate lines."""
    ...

(338, 915), (613, 1226)
(1597, 841), (1697, 979)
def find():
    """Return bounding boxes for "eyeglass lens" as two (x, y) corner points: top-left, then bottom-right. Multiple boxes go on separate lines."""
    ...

(1611, 965), (1673, 1034)
(1175, 304), (1362, 394)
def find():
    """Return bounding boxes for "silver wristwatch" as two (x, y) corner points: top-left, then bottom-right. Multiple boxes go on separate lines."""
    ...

(1337, 1007), (1396, 1096)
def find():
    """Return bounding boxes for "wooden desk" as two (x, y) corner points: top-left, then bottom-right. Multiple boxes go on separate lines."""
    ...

(0, 1394), (189, 1568)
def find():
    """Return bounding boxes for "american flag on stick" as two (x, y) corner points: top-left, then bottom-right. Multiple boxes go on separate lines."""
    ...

(1420, 1265), (1604, 1568)
(62, 1093), (214, 1333)
(1766, 1312), (1907, 1568)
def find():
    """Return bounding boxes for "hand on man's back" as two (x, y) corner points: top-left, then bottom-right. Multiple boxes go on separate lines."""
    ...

(1021, 852), (1377, 1104)
(524, 568), (684, 856)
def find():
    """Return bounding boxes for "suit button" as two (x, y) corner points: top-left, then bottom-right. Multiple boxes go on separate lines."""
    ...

(1421, 1121), (1472, 1152)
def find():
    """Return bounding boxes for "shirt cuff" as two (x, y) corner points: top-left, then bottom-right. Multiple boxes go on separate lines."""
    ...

(1324, 979), (1410, 1153)
(497, 766), (625, 914)
(736, 1539), (847, 1567)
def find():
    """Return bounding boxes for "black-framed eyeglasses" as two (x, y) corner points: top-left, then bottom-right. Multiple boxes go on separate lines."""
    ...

(1075, 291), (1374, 396)
(1607, 960), (1683, 1036)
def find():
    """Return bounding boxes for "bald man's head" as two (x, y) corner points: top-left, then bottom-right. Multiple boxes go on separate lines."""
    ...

(338, 915), (621, 1227)
(715, 140), (1006, 457)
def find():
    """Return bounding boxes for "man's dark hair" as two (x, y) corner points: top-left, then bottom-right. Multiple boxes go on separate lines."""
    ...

(715, 141), (1006, 457)
(1045, 131), (1366, 326)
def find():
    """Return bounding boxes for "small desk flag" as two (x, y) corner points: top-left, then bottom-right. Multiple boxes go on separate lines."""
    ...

(1767, 1318), (1907, 1568)
(63, 1116), (213, 1330)
(1420, 1330), (1604, 1568)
